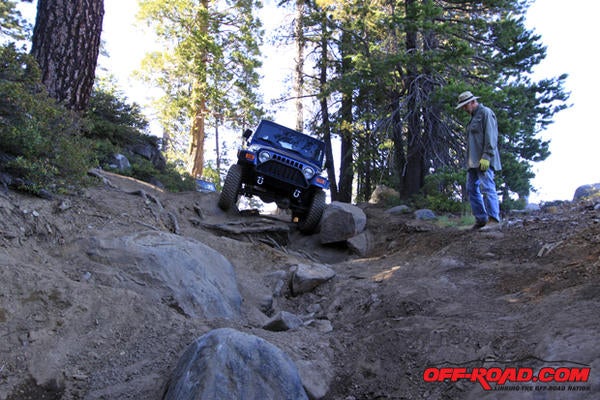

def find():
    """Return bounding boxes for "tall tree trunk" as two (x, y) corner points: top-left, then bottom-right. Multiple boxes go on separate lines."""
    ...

(356, 130), (373, 202)
(337, 31), (354, 203)
(403, 98), (424, 197)
(401, 0), (424, 197)
(294, 0), (305, 131)
(338, 118), (353, 203)
(318, 13), (338, 200)
(391, 91), (406, 193)
(188, 0), (209, 178)
(421, 2), (445, 171)
(189, 97), (207, 178)
(31, 0), (104, 111)
(215, 116), (221, 183)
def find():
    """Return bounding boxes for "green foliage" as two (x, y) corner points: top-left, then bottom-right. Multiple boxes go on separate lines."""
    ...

(137, 0), (264, 173)
(0, 0), (30, 41)
(88, 86), (149, 132)
(501, 196), (526, 213)
(0, 44), (95, 194)
(126, 157), (196, 192)
(419, 168), (466, 213)
(85, 84), (150, 145)
(0, 43), (195, 195)
(301, 0), (568, 204)
(85, 86), (196, 192)
(201, 163), (221, 191)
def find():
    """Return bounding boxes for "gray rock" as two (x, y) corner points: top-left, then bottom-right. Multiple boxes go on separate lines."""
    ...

(83, 231), (241, 319)
(109, 153), (131, 171)
(524, 202), (541, 212)
(129, 143), (167, 171)
(385, 205), (412, 215)
(347, 230), (373, 257)
(162, 328), (308, 400)
(573, 183), (600, 201)
(307, 319), (333, 334)
(295, 359), (334, 400)
(306, 303), (322, 315)
(263, 311), (303, 332)
(320, 202), (367, 244)
(258, 295), (274, 315)
(414, 208), (436, 220)
(291, 263), (336, 295)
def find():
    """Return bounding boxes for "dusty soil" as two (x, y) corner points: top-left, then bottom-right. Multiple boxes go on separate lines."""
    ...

(1, 171), (598, 399)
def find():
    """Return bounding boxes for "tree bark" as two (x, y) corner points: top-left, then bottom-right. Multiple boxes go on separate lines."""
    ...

(318, 14), (338, 200)
(215, 117), (221, 182)
(294, 0), (305, 132)
(31, 0), (104, 111)
(391, 92), (406, 193)
(188, 0), (209, 178)
(401, 0), (425, 197)
(189, 99), (207, 179)
(337, 31), (354, 203)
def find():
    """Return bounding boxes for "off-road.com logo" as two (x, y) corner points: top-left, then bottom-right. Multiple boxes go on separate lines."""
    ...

(423, 367), (591, 390)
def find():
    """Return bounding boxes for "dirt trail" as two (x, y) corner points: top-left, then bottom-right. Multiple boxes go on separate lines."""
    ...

(0, 171), (598, 399)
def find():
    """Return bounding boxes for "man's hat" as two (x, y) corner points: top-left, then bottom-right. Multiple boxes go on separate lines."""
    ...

(455, 91), (479, 109)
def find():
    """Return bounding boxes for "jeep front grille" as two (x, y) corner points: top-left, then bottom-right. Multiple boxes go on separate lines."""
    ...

(272, 154), (301, 168)
(256, 160), (307, 188)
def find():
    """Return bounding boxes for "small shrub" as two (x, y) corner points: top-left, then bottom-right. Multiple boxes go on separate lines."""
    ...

(411, 169), (466, 213)
(0, 44), (94, 193)
(0, 46), (195, 195)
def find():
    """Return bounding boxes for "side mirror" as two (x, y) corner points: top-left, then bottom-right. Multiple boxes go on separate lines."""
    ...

(242, 129), (252, 140)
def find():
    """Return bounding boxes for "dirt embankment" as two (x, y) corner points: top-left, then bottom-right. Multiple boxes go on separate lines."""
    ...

(0, 171), (598, 399)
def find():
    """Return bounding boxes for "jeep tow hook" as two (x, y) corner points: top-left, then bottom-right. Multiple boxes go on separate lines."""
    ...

(293, 189), (301, 198)
(257, 176), (264, 185)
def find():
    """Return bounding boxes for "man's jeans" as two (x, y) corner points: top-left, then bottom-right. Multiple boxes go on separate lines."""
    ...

(466, 168), (501, 223)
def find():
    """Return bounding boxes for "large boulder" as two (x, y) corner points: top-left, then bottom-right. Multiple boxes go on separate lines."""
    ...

(573, 183), (600, 201)
(83, 230), (242, 319)
(162, 328), (308, 400)
(319, 201), (367, 244)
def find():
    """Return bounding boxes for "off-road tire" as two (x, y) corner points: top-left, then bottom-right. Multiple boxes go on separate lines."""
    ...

(298, 189), (326, 234)
(218, 164), (243, 211)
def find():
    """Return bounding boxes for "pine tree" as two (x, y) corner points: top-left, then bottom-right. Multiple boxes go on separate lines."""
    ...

(0, 0), (30, 41)
(138, 0), (264, 178)
(302, 0), (568, 202)
(31, 0), (104, 111)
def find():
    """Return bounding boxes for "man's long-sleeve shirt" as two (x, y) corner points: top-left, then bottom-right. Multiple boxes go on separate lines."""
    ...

(466, 103), (502, 171)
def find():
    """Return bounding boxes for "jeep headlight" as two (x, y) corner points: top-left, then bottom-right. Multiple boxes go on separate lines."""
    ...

(302, 166), (315, 180)
(258, 151), (271, 163)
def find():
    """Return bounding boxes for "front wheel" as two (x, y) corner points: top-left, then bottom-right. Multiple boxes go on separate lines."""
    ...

(218, 164), (243, 211)
(298, 190), (326, 234)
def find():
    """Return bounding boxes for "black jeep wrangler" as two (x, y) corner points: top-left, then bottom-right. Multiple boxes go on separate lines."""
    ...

(218, 120), (329, 233)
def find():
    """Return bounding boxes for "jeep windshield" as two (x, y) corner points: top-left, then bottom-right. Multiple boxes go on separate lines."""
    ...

(251, 120), (325, 166)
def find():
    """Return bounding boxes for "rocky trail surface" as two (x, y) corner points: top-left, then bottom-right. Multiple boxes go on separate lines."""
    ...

(0, 171), (598, 399)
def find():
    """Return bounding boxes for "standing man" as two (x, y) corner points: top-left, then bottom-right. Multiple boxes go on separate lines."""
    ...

(455, 91), (502, 229)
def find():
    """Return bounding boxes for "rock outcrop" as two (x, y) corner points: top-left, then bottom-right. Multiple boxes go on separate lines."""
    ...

(162, 328), (308, 400)
(81, 230), (242, 319)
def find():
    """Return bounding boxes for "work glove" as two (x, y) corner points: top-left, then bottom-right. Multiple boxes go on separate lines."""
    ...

(479, 159), (490, 172)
